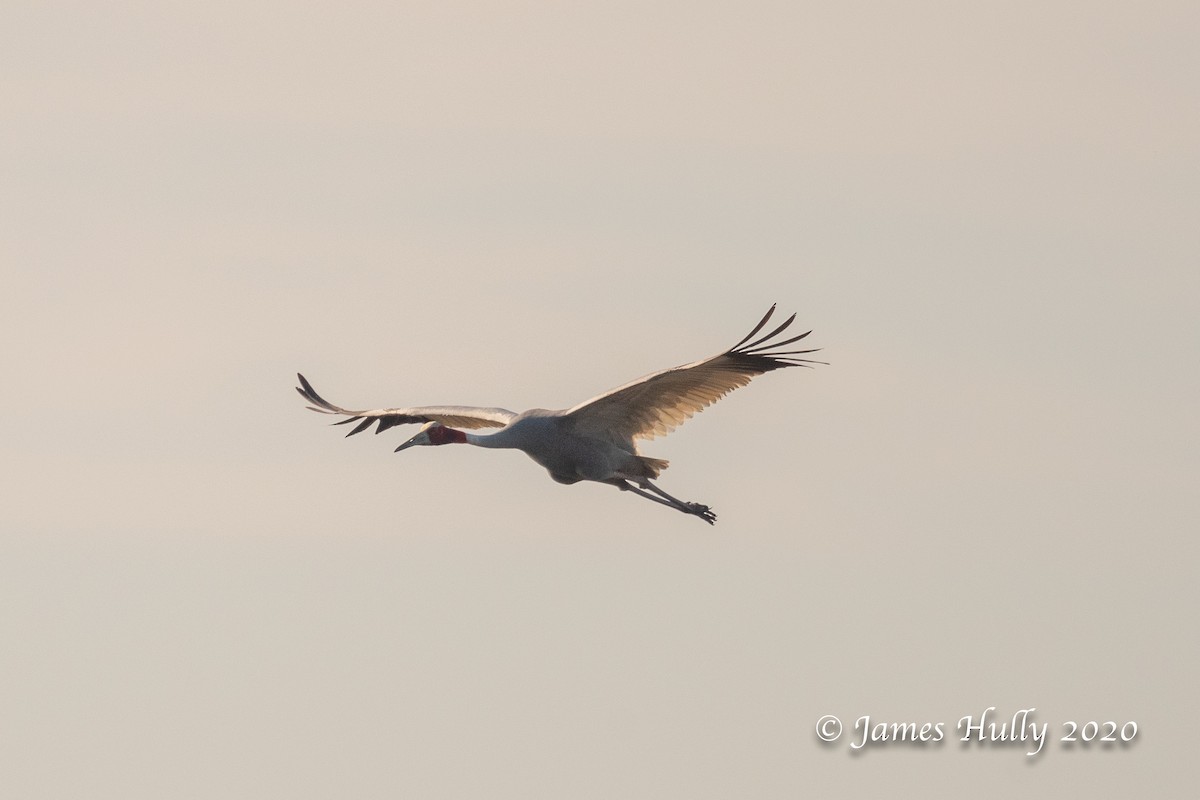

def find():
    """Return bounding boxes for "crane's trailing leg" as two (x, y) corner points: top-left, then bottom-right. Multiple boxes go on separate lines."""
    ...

(639, 480), (717, 524)
(611, 479), (717, 525)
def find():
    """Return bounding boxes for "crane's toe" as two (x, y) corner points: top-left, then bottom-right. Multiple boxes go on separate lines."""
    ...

(687, 503), (717, 525)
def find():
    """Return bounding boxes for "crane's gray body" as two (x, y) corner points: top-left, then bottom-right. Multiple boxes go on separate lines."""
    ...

(476, 409), (650, 485)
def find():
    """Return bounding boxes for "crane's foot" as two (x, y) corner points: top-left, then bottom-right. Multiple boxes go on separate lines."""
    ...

(686, 503), (717, 525)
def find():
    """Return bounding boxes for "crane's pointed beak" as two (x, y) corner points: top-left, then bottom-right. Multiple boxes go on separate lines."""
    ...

(395, 423), (435, 452)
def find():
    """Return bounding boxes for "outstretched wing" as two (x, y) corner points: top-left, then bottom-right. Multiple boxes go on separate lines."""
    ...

(562, 305), (823, 443)
(296, 373), (517, 436)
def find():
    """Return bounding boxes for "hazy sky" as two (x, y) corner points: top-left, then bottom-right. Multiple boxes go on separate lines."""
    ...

(3, 2), (1197, 797)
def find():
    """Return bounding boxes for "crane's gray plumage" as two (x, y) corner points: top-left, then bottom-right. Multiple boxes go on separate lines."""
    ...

(296, 305), (822, 524)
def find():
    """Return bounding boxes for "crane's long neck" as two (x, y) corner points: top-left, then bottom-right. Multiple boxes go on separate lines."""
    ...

(424, 419), (536, 452)
(463, 428), (521, 449)
(399, 423), (524, 453)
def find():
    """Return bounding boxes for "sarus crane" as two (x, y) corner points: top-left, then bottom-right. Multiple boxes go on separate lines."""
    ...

(296, 305), (822, 524)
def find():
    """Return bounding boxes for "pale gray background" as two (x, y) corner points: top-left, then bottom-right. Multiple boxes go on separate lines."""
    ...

(3, 1), (1197, 797)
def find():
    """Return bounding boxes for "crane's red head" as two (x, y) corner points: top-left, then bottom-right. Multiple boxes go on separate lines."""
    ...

(425, 423), (467, 445)
(395, 422), (467, 452)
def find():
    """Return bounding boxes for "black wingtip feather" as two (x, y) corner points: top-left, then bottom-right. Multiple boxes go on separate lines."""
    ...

(375, 417), (404, 434)
(295, 373), (351, 414)
(739, 312), (797, 352)
(725, 309), (824, 370)
(741, 329), (811, 354)
(345, 417), (375, 437)
(728, 305), (778, 351)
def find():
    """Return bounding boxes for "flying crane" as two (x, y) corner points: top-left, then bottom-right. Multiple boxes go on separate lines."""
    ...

(296, 305), (822, 524)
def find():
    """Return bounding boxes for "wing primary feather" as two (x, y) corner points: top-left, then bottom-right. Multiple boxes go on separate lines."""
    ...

(297, 373), (322, 404)
(375, 417), (405, 434)
(772, 356), (827, 367)
(296, 386), (327, 408)
(737, 312), (797, 351)
(726, 304), (777, 351)
(756, 347), (820, 355)
(346, 417), (375, 437)
(740, 329), (812, 353)
(296, 374), (344, 413)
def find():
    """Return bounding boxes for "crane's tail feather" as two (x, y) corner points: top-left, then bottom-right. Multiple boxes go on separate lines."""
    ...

(637, 456), (670, 479)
